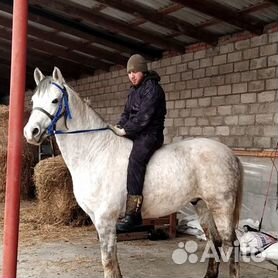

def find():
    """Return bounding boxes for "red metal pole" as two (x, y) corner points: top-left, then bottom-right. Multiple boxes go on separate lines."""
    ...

(2, 0), (28, 277)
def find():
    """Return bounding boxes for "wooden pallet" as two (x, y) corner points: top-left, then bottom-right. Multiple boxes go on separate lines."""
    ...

(116, 213), (177, 241)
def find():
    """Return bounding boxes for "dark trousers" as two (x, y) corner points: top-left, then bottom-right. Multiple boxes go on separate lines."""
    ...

(127, 132), (164, 195)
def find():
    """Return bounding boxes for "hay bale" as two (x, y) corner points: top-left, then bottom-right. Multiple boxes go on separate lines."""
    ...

(0, 105), (38, 202)
(33, 155), (90, 226)
(0, 145), (7, 201)
(0, 105), (9, 146)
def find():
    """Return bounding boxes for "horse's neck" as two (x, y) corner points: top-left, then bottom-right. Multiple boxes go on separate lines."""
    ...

(54, 85), (111, 169)
(64, 85), (106, 130)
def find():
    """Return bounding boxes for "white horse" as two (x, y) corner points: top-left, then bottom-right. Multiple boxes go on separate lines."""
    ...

(24, 67), (243, 278)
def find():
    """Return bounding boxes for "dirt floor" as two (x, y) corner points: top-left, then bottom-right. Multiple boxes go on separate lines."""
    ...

(0, 201), (277, 278)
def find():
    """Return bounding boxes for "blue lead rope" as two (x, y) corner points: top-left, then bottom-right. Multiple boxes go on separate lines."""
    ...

(47, 83), (73, 135)
(51, 82), (72, 120)
(54, 126), (110, 135)
(47, 82), (110, 136)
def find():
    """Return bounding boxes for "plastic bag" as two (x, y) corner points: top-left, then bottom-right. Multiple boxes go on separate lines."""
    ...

(239, 231), (277, 255)
(258, 242), (278, 260)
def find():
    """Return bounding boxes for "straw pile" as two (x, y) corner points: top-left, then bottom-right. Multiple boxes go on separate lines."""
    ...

(0, 105), (38, 202)
(33, 155), (90, 226)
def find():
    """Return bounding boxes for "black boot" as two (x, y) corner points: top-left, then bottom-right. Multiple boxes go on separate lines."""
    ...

(116, 195), (143, 232)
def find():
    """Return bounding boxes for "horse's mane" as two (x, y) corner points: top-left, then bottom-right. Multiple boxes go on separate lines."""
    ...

(64, 83), (106, 123)
(35, 76), (106, 123)
(35, 77), (52, 96)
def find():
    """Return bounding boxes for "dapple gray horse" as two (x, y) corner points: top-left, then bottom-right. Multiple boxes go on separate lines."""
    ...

(24, 67), (243, 278)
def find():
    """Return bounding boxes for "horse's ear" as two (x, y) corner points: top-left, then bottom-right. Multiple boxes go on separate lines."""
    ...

(34, 67), (45, 85)
(52, 67), (65, 84)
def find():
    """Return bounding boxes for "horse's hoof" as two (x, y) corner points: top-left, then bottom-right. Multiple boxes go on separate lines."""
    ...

(203, 273), (218, 278)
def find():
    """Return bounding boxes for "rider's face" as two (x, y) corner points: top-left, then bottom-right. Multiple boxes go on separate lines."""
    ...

(128, 71), (144, 86)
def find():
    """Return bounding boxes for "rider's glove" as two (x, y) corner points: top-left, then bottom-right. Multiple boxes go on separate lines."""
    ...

(108, 124), (126, 136)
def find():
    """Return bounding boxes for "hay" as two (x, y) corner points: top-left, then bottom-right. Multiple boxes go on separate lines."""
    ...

(33, 155), (90, 226)
(0, 145), (7, 201)
(0, 105), (38, 202)
(0, 105), (9, 146)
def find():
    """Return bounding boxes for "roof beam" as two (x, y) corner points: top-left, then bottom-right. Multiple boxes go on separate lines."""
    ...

(0, 27), (110, 71)
(0, 37), (96, 78)
(0, 64), (34, 86)
(0, 15), (128, 65)
(0, 83), (10, 95)
(97, 0), (218, 44)
(28, 0), (185, 52)
(198, 1), (273, 29)
(241, 1), (274, 13)
(267, 0), (278, 5)
(0, 48), (89, 83)
(172, 0), (265, 35)
(0, 1), (160, 59)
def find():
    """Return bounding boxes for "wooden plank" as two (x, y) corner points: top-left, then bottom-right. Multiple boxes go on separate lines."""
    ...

(169, 213), (177, 239)
(117, 231), (150, 241)
(143, 217), (171, 226)
(116, 214), (177, 242)
(233, 149), (278, 158)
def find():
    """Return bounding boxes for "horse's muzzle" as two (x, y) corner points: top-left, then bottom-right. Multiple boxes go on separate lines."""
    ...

(24, 123), (47, 145)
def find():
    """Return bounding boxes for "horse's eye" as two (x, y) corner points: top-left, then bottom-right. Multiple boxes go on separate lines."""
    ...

(52, 98), (59, 104)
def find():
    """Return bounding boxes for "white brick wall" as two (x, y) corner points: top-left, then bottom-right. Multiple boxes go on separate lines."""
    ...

(24, 23), (278, 151)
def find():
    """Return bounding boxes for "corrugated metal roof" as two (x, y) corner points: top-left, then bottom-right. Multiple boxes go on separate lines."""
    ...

(100, 7), (136, 23)
(91, 42), (118, 53)
(70, 0), (100, 9)
(173, 35), (197, 44)
(58, 32), (87, 42)
(251, 6), (278, 22)
(139, 22), (175, 36)
(117, 33), (145, 43)
(28, 21), (56, 32)
(204, 22), (241, 35)
(0, 0), (277, 96)
(73, 50), (97, 59)
(0, 10), (12, 18)
(133, 0), (173, 10)
(45, 40), (68, 49)
(170, 7), (212, 26)
(213, 0), (265, 10)
(174, 34), (198, 44)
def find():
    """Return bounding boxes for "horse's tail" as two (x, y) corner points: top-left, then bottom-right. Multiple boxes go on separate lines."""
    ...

(233, 156), (244, 228)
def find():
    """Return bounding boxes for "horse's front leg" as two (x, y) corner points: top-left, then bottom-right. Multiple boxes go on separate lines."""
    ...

(95, 217), (122, 278)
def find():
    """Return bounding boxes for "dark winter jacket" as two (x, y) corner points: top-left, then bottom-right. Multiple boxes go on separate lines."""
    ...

(118, 71), (166, 139)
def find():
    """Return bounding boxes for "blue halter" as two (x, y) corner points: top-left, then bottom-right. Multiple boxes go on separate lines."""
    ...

(33, 82), (109, 136)
(47, 82), (72, 135)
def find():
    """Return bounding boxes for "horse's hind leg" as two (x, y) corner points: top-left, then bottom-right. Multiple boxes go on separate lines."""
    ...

(210, 204), (240, 278)
(94, 217), (122, 278)
(193, 200), (222, 278)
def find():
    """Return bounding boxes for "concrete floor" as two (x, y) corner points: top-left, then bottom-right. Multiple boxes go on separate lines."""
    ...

(0, 202), (277, 278)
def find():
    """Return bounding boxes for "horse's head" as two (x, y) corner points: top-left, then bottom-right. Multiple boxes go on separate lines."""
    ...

(24, 67), (70, 145)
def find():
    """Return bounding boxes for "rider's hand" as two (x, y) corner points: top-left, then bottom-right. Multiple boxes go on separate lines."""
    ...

(108, 124), (126, 136)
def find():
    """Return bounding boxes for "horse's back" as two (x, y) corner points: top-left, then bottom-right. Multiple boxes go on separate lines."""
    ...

(149, 137), (234, 169)
(142, 137), (239, 218)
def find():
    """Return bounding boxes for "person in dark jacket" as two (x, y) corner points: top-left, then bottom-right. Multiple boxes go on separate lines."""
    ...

(109, 54), (167, 231)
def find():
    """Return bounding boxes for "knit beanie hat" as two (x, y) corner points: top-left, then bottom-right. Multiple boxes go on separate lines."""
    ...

(126, 54), (148, 73)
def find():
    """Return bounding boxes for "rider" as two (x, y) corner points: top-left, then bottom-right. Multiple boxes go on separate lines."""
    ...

(109, 54), (166, 231)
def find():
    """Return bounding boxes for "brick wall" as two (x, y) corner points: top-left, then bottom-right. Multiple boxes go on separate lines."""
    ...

(26, 23), (278, 150)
